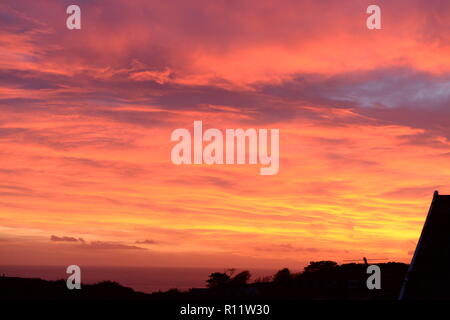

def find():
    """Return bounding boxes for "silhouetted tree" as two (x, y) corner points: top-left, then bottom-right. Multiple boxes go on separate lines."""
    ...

(303, 261), (338, 273)
(229, 271), (251, 287)
(273, 268), (292, 285)
(206, 272), (230, 288)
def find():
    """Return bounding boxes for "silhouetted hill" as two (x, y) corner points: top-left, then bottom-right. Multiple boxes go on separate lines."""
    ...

(0, 277), (149, 300)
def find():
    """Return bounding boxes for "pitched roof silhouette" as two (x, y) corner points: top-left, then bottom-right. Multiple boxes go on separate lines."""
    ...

(400, 191), (450, 299)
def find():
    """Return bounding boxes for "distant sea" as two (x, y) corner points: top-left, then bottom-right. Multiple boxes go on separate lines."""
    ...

(0, 266), (278, 293)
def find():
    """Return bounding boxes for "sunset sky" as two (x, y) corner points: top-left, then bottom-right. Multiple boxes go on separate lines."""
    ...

(1, 0), (450, 269)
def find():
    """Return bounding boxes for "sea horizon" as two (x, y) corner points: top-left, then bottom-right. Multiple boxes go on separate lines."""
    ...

(0, 265), (289, 293)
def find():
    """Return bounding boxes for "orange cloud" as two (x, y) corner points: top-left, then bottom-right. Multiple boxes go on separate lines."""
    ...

(0, 0), (449, 270)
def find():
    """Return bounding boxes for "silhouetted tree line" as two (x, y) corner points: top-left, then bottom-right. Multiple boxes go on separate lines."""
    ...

(202, 261), (408, 300)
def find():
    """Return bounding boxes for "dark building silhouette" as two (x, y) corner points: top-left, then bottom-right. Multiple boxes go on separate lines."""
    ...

(400, 191), (450, 299)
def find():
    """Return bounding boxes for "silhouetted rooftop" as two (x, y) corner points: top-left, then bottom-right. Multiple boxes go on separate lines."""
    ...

(400, 191), (450, 299)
